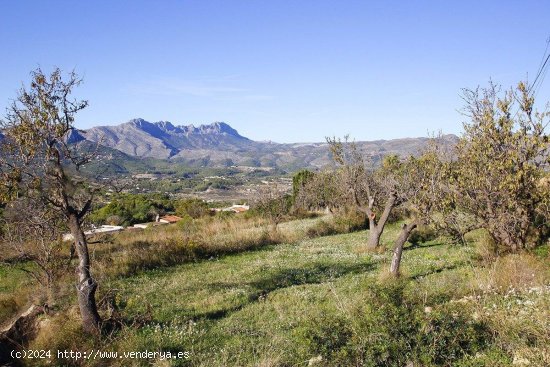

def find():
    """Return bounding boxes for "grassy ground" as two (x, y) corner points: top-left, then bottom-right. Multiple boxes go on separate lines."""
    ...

(0, 263), (35, 325)
(13, 218), (550, 366)
(104, 227), (477, 366)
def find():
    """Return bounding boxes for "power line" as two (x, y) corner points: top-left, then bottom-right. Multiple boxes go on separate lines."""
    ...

(510, 38), (550, 121)
(530, 52), (550, 96)
(534, 37), (550, 83)
(534, 58), (549, 101)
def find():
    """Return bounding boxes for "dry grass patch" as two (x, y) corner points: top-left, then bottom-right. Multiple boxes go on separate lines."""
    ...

(471, 253), (550, 293)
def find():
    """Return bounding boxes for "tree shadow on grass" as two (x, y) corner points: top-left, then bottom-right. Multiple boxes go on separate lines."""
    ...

(193, 261), (375, 321)
(404, 241), (448, 251)
(250, 261), (374, 293)
(409, 262), (468, 280)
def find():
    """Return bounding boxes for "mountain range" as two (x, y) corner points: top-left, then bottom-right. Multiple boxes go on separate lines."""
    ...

(71, 118), (458, 171)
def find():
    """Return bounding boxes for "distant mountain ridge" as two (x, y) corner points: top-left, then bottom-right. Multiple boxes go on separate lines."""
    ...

(75, 119), (458, 170)
(75, 118), (252, 159)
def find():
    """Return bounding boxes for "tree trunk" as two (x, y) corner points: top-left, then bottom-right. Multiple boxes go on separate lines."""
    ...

(68, 214), (102, 334)
(365, 193), (398, 250)
(390, 222), (417, 277)
(366, 227), (381, 250)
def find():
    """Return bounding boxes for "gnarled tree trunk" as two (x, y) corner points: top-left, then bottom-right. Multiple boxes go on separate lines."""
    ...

(365, 193), (398, 250)
(367, 227), (381, 250)
(68, 214), (101, 334)
(390, 222), (417, 276)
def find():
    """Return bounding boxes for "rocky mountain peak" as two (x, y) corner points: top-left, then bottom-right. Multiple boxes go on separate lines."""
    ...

(124, 119), (246, 139)
(156, 120), (177, 132)
(197, 121), (242, 137)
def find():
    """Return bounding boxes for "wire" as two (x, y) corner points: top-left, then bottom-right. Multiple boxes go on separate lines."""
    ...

(509, 38), (550, 121)
(533, 37), (550, 84)
(530, 52), (550, 96)
(534, 59), (549, 101)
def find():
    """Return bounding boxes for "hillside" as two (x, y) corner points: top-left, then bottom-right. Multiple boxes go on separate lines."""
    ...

(3, 217), (548, 366)
(75, 119), (459, 170)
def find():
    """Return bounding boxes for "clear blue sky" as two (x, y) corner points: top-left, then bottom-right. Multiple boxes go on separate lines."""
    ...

(1, 1), (549, 143)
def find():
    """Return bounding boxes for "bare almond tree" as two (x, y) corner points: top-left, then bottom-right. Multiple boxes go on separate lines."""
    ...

(388, 150), (443, 276)
(0, 68), (102, 333)
(327, 136), (401, 250)
(0, 197), (67, 305)
(294, 169), (346, 213)
(256, 182), (292, 233)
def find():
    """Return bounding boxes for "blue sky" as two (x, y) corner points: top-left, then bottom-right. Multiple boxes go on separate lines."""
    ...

(1, 1), (549, 143)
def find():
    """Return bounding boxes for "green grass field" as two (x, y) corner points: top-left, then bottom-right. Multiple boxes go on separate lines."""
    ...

(6, 218), (550, 366)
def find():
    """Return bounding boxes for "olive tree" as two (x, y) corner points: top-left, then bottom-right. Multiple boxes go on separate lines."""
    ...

(0, 68), (102, 333)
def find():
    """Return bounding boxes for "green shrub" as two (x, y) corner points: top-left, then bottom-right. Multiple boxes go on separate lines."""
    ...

(293, 282), (417, 366)
(408, 225), (438, 245)
(292, 282), (492, 367)
(89, 193), (174, 226)
(174, 198), (210, 219)
(415, 304), (490, 366)
(533, 242), (550, 259)
(295, 314), (353, 363)
(175, 213), (194, 230)
(217, 210), (235, 220)
(110, 239), (200, 277)
(454, 347), (512, 367)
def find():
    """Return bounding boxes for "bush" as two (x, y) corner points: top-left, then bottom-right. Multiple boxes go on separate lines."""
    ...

(454, 347), (512, 367)
(415, 304), (490, 366)
(295, 314), (353, 363)
(255, 194), (293, 229)
(293, 282), (491, 367)
(408, 225), (438, 246)
(94, 216), (288, 279)
(305, 211), (367, 239)
(89, 193), (173, 226)
(533, 243), (550, 259)
(0, 294), (24, 324)
(307, 220), (338, 238)
(217, 210), (235, 220)
(174, 198), (210, 219)
(30, 312), (99, 367)
(333, 210), (367, 232)
(109, 239), (201, 277)
(471, 253), (549, 292)
(291, 208), (321, 220)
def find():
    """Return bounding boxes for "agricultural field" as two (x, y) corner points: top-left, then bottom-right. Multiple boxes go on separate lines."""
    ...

(3, 216), (548, 366)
